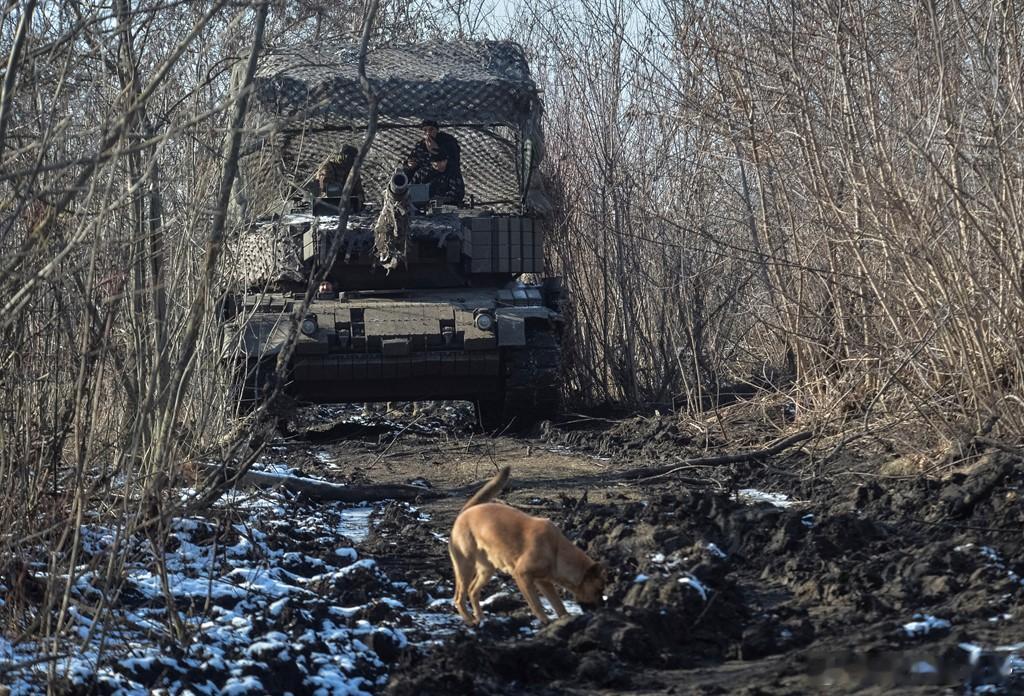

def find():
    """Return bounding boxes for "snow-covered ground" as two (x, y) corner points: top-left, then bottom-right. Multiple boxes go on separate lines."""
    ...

(0, 465), (412, 695)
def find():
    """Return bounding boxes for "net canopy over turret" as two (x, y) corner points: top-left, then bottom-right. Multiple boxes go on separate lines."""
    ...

(234, 40), (545, 219)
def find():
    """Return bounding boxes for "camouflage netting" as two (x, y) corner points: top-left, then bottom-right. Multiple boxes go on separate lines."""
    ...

(233, 41), (545, 220)
(223, 219), (306, 289)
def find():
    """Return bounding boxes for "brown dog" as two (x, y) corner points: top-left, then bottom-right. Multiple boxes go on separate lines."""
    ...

(448, 466), (606, 625)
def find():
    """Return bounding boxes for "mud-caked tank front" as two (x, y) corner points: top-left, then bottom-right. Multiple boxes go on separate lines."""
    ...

(236, 282), (561, 408)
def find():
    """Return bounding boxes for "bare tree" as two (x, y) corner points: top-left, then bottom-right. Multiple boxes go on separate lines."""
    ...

(497, 0), (1023, 450)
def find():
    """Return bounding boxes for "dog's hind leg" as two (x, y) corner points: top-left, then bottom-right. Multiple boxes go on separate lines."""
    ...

(512, 572), (550, 624)
(467, 564), (493, 625)
(449, 546), (475, 624)
(537, 580), (568, 618)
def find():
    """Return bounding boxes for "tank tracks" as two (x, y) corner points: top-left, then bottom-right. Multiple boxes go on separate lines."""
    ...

(477, 324), (562, 432)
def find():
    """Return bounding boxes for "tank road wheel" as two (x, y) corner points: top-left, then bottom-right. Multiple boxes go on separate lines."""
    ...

(477, 324), (562, 433)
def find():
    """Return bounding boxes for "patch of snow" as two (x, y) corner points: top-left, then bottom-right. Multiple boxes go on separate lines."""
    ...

(128, 570), (249, 601)
(561, 599), (583, 615)
(678, 574), (708, 600)
(736, 488), (797, 508)
(706, 542), (727, 559)
(960, 642), (983, 664)
(634, 574), (648, 583)
(427, 597), (453, 609)
(1004, 654), (1024, 676)
(225, 567), (304, 599)
(268, 597), (289, 617)
(221, 675), (265, 695)
(960, 640), (1024, 691)
(334, 547), (358, 561)
(79, 524), (118, 556)
(903, 613), (951, 637)
(955, 544), (1024, 593)
(307, 559), (378, 586)
(480, 591), (511, 607)
(910, 660), (937, 674)
(245, 633), (290, 660)
(979, 546), (1002, 563)
(256, 460), (299, 477)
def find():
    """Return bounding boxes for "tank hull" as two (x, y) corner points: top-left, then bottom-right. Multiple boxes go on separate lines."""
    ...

(228, 286), (562, 428)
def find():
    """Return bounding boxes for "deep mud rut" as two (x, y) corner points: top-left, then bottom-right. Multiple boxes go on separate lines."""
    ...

(267, 404), (1024, 695)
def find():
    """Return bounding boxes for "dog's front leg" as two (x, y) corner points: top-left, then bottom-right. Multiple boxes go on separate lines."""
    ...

(513, 573), (551, 624)
(537, 580), (568, 618)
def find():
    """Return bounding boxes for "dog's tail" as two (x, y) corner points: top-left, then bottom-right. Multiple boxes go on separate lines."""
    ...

(461, 466), (510, 511)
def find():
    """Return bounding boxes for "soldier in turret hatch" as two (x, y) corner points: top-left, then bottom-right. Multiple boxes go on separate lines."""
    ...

(404, 118), (461, 179)
(314, 144), (364, 211)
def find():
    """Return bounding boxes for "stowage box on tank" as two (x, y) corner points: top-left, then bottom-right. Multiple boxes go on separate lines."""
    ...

(222, 41), (562, 430)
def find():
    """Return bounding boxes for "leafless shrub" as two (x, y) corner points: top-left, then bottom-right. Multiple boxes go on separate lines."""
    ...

(499, 0), (1023, 449)
(0, 0), (381, 675)
(0, 0), (499, 671)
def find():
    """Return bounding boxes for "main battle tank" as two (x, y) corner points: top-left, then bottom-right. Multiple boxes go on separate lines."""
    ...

(222, 41), (562, 430)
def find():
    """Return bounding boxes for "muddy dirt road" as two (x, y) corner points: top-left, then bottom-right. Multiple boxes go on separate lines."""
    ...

(265, 403), (1023, 695)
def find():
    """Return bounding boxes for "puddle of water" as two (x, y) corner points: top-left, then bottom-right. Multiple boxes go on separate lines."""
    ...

(339, 507), (374, 543)
(406, 602), (466, 645)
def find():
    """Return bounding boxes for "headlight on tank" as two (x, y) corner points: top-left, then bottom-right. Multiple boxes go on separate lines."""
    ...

(474, 311), (495, 331)
(300, 314), (318, 336)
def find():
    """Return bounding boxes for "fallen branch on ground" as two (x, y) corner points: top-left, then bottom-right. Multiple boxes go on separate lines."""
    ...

(201, 431), (813, 505)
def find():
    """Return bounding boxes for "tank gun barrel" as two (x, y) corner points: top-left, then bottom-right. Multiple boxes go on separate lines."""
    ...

(374, 168), (412, 271)
(389, 170), (410, 198)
